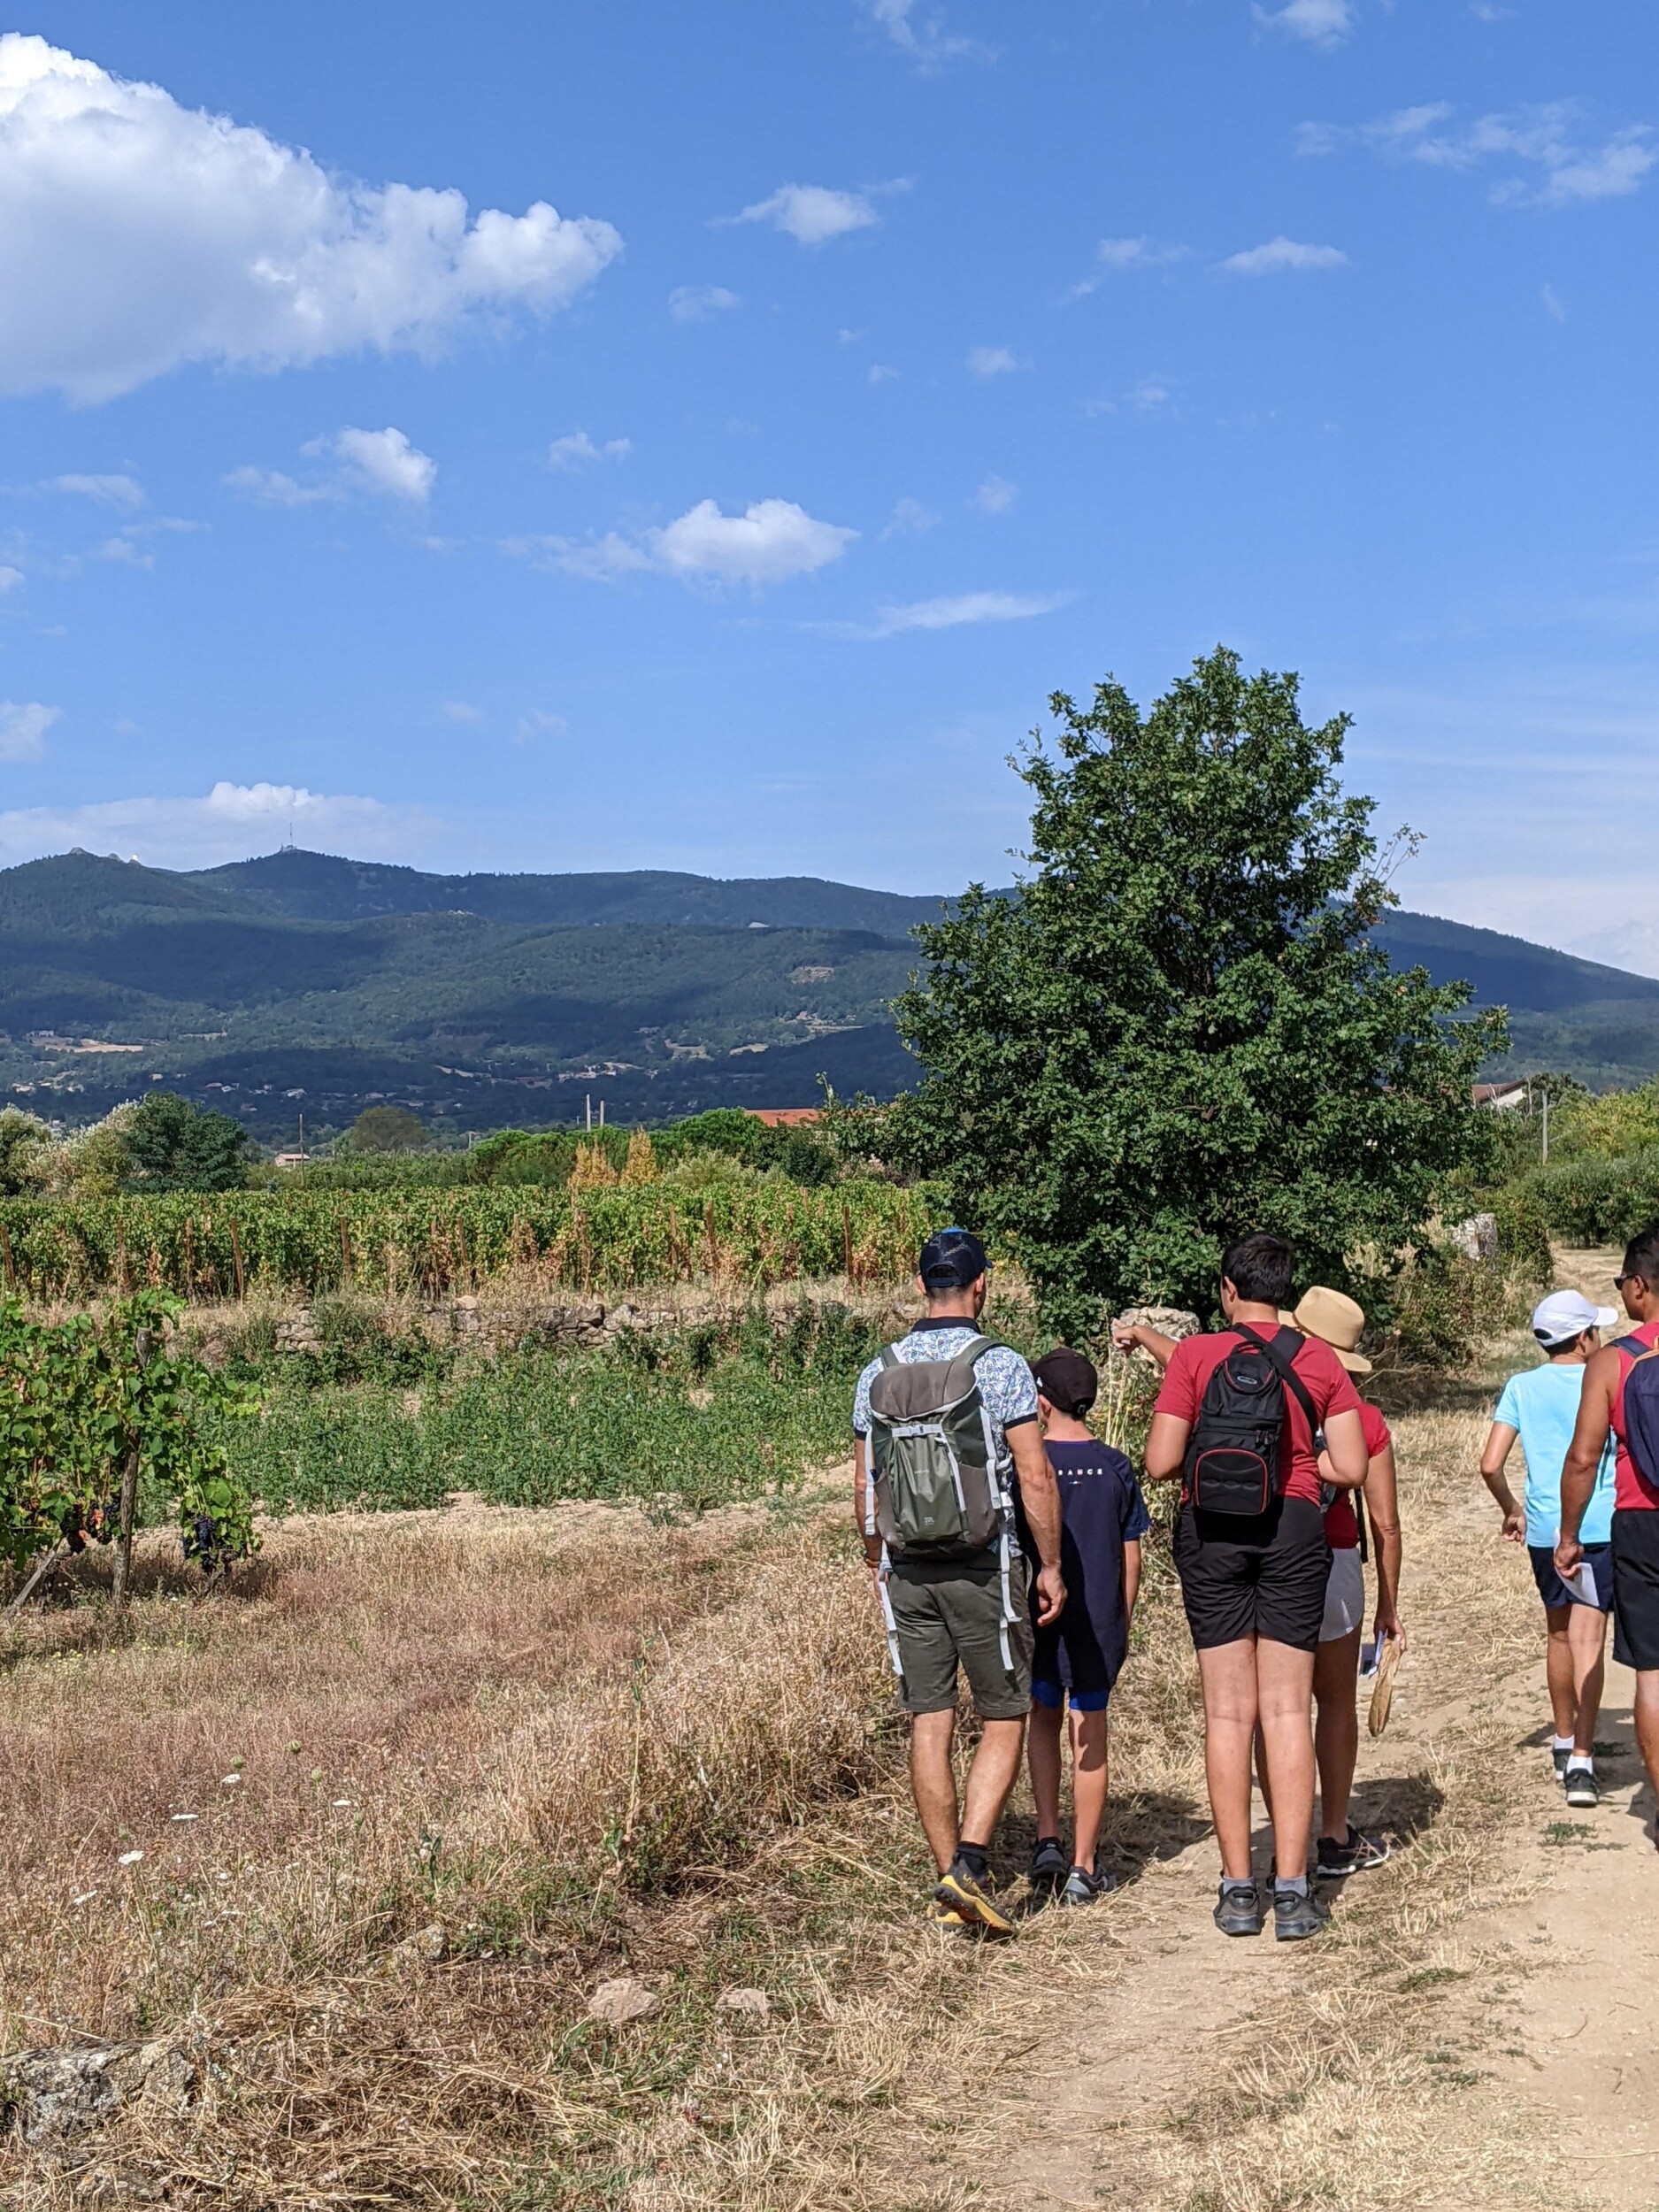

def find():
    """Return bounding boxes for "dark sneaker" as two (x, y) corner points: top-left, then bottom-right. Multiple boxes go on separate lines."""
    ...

(936, 1861), (1017, 1937)
(925, 1896), (971, 1931)
(1563, 1765), (1600, 1809)
(1315, 1825), (1390, 1878)
(1059, 1864), (1116, 1908)
(1273, 1886), (1330, 1942)
(1213, 1880), (1264, 1937)
(1552, 1744), (1572, 1778)
(1029, 1835), (1068, 1891)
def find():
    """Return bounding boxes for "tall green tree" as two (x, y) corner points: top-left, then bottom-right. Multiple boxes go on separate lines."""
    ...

(890, 649), (1504, 1335)
(122, 1092), (251, 1193)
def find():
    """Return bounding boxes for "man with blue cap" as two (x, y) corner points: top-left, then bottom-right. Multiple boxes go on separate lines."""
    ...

(854, 1228), (1065, 1932)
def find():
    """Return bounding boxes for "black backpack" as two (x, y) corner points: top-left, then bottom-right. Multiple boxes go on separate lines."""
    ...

(1185, 1325), (1325, 1517)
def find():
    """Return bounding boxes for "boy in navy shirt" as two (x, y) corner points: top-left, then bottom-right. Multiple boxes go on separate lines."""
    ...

(1026, 1348), (1151, 1904)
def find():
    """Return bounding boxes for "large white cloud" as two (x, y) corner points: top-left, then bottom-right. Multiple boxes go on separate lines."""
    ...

(0, 780), (442, 868)
(508, 496), (857, 588)
(0, 34), (622, 402)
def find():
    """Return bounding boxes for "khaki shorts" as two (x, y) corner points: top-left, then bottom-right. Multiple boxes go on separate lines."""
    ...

(886, 1556), (1034, 1719)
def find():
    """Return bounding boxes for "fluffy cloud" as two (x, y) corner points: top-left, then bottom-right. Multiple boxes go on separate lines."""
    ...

(0, 780), (442, 868)
(1255, 0), (1356, 48)
(1220, 235), (1348, 273)
(0, 33), (621, 402)
(859, 0), (988, 65)
(863, 589), (1071, 636)
(880, 496), (939, 537)
(52, 472), (143, 507)
(508, 497), (856, 588)
(972, 474), (1018, 514)
(966, 344), (1020, 376)
(669, 284), (739, 322)
(228, 426), (434, 506)
(729, 183), (878, 246)
(1300, 102), (1655, 207)
(548, 429), (631, 469)
(0, 701), (58, 760)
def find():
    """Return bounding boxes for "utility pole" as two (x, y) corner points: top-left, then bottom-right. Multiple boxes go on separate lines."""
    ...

(585, 1094), (592, 1132)
(1541, 1087), (1549, 1165)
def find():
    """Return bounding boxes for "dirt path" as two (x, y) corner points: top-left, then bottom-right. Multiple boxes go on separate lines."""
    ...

(930, 1376), (1659, 2212)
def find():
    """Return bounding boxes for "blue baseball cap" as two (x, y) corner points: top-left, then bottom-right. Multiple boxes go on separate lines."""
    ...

(919, 1226), (990, 1289)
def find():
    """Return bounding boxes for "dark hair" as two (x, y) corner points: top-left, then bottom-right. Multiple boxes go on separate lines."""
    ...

(1623, 1220), (1659, 1290)
(1221, 1233), (1296, 1310)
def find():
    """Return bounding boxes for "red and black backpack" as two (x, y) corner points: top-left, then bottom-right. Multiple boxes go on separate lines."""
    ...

(1185, 1325), (1325, 1517)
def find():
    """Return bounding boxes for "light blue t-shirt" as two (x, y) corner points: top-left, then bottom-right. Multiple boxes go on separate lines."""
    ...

(1494, 1363), (1617, 1548)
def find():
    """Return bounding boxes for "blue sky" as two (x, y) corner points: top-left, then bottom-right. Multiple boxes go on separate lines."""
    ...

(1, 2), (1656, 968)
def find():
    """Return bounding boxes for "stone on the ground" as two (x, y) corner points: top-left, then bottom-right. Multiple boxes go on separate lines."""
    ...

(715, 1985), (770, 2018)
(588, 1975), (660, 2025)
(1, 2037), (194, 2145)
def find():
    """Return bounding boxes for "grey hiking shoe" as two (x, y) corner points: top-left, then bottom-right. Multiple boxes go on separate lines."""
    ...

(1059, 1864), (1116, 1907)
(1214, 1879), (1263, 1937)
(1564, 1764), (1600, 1809)
(1273, 1885), (1330, 1941)
(1029, 1835), (1068, 1891)
(1552, 1744), (1572, 1778)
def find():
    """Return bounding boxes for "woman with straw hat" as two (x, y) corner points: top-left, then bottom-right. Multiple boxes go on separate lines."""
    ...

(1286, 1287), (1403, 1878)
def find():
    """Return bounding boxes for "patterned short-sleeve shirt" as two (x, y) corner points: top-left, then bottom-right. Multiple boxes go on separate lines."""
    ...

(852, 1319), (1039, 1477)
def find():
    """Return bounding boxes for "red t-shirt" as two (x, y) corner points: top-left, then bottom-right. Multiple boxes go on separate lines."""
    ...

(1325, 1400), (1390, 1548)
(1154, 1327), (1365, 1509)
(1612, 1320), (1659, 1512)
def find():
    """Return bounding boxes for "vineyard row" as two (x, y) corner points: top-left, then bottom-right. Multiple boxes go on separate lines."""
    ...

(0, 1182), (937, 1302)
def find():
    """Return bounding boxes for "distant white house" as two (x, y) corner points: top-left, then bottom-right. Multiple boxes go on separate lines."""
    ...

(1472, 1082), (1529, 1113)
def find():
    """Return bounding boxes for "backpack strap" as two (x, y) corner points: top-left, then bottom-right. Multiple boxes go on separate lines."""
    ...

(877, 1345), (902, 1371)
(1233, 1324), (1325, 1444)
(1613, 1336), (1659, 1363)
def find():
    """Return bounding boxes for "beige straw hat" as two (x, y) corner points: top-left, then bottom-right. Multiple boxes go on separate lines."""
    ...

(1290, 1286), (1371, 1375)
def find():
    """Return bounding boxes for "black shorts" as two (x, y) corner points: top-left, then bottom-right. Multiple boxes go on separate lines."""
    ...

(1174, 1496), (1332, 1654)
(1613, 1509), (1659, 1671)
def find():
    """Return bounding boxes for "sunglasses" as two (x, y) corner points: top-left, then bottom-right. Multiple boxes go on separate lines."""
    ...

(1614, 1273), (1652, 1290)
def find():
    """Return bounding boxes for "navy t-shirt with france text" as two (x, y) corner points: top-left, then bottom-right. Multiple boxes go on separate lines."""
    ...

(1028, 1440), (1152, 1695)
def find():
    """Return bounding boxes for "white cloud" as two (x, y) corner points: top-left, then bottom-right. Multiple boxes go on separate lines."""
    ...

(322, 426), (435, 504)
(868, 363), (900, 384)
(881, 496), (939, 538)
(966, 344), (1020, 376)
(863, 589), (1072, 636)
(95, 534), (151, 569)
(669, 284), (739, 323)
(1220, 235), (1348, 273)
(1541, 283), (1566, 322)
(0, 780), (442, 868)
(1302, 101), (1655, 209)
(0, 33), (621, 403)
(1069, 237), (1189, 297)
(728, 183), (878, 247)
(0, 700), (58, 760)
(441, 700), (482, 723)
(548, 429), (631, 469)
(52, 472), (143, 508)
(858, 0), (989, 66)
(0, 565), (23, 593)
(515, 710), (567, 743)
(1254, 0), (1356, 48)
(972, 474), (1018, 514)
(508, 496), (857, 589)
(223, 466), (342, 508)
(1126, 376), (1171, 410)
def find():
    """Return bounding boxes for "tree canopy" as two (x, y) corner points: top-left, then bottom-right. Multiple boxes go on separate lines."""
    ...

(122, 1092), (251, 1194)
(347, 1105), (432, 1154)
(889, 649), (1503, 1333)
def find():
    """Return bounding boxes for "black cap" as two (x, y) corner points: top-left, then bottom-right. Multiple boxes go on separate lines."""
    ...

(918, 1225), (990, 1290)
(1032, 1348), (1098, 1417)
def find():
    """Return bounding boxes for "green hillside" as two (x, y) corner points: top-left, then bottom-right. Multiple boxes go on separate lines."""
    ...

(4, 848), (1655, 1141)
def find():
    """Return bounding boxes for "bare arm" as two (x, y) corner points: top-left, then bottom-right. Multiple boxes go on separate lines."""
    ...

(1123, 1537), (1142, 1617)
(1556, 1348), (1619, 1572)
(852, 1438), (882, 1577)
(1010, 1421), (1066, 1626)
(1321, 1406), (1368, 1490)
(1143, 1409), (1189, 1484)
(1478, 1421), (1525, 1540)
(1362, 1442), (1405, 1650)
(1111, 1321), (1179, 1372)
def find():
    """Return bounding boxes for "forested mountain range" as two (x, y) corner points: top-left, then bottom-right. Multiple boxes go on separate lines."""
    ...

(3, 847), (1654, 1141)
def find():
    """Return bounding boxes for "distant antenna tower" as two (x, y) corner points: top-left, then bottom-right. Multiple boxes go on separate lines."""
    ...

(283, 815), (296, 852)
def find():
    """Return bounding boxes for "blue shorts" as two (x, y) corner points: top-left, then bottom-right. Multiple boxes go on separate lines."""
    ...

(1030, 1678), (1110, 1714)
(1529, 1542), (1614, 1614)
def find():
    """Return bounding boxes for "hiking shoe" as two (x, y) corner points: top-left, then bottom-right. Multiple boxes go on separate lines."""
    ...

(1552, 1744), (1573, 1778)
(1213, 1880), (1264, 1937)
(1564, 1765), (1600, 1809)
(1059, 1865), (1116, 1908)
(1273, 1886), (1330, 1942)
(1028, 1835), (1068, 1891)
(935, 1861), (1017, 1937)
(1315, 1825), (1390, 1878)
(925, 1896), (971, 1931)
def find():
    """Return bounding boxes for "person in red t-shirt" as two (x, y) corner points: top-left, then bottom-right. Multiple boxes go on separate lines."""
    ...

(1128, 1234), (1368, 1941)
(1557, 1222), (1659, 1841)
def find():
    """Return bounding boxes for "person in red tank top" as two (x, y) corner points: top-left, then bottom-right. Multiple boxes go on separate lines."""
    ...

(1557, 1222), (1659, 1843)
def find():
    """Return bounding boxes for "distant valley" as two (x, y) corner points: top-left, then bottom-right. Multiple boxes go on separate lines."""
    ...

(4, 847), (1657, 1141)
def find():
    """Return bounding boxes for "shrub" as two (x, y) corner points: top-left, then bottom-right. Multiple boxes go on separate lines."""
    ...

(1511, 1146), (1659, 1248)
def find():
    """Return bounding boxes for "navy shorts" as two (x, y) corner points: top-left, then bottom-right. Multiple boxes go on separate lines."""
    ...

(1529, 1541), (1614, 1613)
(1030, 1677), (1110, 1714)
